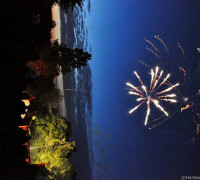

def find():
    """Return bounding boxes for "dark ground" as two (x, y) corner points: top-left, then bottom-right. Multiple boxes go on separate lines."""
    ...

(0, 0), (54, 179)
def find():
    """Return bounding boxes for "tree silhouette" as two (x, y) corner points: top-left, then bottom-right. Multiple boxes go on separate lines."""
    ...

(25, 76), (61, 114)
(27, 40), (92, 77)
(55, 0), (84, 12)
(51, 39), (92, 72)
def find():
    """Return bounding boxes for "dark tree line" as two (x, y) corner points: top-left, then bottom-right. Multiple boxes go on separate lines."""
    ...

(27, 39), (92, 77)
(54, 0), (84, 12)
(0, 0), (89, 178)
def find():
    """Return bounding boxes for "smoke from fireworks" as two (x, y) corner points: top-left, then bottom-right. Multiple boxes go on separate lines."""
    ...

(126, 66), (179, 126)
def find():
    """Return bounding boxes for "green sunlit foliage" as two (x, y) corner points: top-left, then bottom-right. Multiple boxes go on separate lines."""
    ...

(31, 113), (76, 180)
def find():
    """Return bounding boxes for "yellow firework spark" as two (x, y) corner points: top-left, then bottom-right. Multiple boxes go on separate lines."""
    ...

(127, 67), (179, 126)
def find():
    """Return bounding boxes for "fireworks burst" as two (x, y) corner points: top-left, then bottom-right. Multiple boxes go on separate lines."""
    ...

(127, 66), (180, 126)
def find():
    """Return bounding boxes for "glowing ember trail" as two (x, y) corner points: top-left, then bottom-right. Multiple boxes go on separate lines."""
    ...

(142, 85), (148, 95)
(137, 97), (146, 101)
(144, 97), (151, 125)
(129, 101), (144, 114)
(129, 91), (143, 97)
(134, 71), (144, 87)
(156, 83), (179, 95)
(179, 67), (186, 77)
(160, 99), (177, 103)
(126, 82), (143, 94)
(178, 43), (185, 56)
(155, 74), (171, 91)
(146, 46), (160, 59)
(153, 67), (159, 83)
(151, 67), (161, 92)
(151, 99), (169, 116)
(145, 38), (159, 53)
(126, 67), (179, 126)
(181, 104), (190, 112)
(155, 35), (169, 54)
(138, 60), (150, 68)
(150, 69), (155, 89)
(159, 94), (176, 98)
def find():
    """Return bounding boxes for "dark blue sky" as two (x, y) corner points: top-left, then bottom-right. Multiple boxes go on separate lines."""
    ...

(85, 1), (200, 179)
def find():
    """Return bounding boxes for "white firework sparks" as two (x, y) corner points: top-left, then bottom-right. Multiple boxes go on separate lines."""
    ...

(126, 67), (179, 126)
